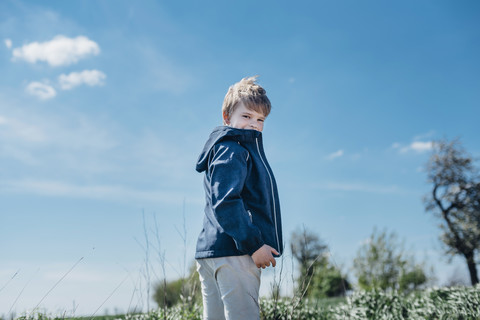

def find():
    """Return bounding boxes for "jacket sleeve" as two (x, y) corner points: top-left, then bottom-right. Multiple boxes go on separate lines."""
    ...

(208, 141), (265, 255)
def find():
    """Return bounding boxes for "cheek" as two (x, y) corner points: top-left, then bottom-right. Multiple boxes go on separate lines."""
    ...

(230, 117), (248, 129)
(238, 118), (249, 126)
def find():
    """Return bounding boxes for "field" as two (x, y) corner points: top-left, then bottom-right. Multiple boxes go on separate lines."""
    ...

(10, 285), (480, 320)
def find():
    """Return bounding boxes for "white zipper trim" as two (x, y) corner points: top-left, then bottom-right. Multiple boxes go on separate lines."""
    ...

(256, 138), (281, 254)
(247, 210), (253, 223)
(238, 142), (250, 163)
(208, 145), (218, 180)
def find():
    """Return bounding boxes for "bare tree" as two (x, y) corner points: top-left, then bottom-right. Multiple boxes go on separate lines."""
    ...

(424, 138), (480, 285)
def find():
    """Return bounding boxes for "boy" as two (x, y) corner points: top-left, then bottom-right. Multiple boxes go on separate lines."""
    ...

(195, 76), (283, 320)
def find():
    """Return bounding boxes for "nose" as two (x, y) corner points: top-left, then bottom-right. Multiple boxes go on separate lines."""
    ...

(250, 123), (258, 129)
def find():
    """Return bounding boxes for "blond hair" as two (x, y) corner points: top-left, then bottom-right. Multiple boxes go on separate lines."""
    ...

(222, 76), (271, 124)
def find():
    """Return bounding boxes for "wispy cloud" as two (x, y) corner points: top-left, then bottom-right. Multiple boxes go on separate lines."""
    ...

(0, 179), (189, 204)
(12, 35), (100, 67)
(4, 38), (12, 49)
(0, 98), (196, 185)
(25, 81), (56, 100)
(59, 69), (106, 90)
(139, 44), (192, 94)
(0, 102), (118, 170)
(315, 181), (403, 194)
(0, 114), (47, 142)
(326, 149), (344, 160)
(413, 131), (435, 141)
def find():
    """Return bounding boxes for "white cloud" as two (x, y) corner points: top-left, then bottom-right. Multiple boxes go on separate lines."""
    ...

(4, 38), (12, 49)
(25, 81), (56, 100)
(58, 69), (106, 90)
(326, 149), (344, 160)
(394, 141), (433, 153)
(410, 141), (433, 152)
(12, 35), (100, 67)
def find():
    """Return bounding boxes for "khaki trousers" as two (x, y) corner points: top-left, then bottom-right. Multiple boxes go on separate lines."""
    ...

(196, 255), (261, 320)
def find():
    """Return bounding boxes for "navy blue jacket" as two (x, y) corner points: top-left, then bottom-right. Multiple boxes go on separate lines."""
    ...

(195, 126), (283, 259)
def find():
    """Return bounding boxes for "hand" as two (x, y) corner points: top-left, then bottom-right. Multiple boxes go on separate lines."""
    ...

(251, 245), (279, 269)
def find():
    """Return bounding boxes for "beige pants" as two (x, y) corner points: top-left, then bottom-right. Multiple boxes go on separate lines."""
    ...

(196, 255), (261, 320)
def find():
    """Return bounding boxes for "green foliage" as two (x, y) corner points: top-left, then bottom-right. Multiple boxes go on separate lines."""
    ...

(152, 263), (201, 308)
(354, 228), (428, 292)
(399, 265), (427, 293)
(153, 278), (184, 308)
(309, 264), (351, 298)
(290, 226), (349, 298)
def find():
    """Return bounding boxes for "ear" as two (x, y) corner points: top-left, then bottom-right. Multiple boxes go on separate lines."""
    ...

(222, 111), (230, 125)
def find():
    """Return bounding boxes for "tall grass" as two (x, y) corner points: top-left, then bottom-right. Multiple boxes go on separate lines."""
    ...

(15, 285), (478, 320)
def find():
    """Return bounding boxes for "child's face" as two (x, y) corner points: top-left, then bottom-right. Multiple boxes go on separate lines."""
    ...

(223, 102), (266, 132)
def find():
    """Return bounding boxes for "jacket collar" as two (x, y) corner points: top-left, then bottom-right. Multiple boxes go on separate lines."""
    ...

(196, 126), (262, 173)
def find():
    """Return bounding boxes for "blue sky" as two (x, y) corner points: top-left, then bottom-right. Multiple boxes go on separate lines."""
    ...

(1, 0), (479, 316)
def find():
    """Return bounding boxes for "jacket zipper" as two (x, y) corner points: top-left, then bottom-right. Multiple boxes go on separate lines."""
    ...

(256, 138), (281, 254)
(247, 210), (253, 223)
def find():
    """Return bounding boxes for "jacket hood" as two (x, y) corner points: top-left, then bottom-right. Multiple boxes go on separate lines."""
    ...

(196, 126), (262, 173)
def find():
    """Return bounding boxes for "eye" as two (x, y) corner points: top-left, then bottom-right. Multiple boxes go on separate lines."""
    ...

(242, 115), (250, 119)
(258, 119), (264, 122)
